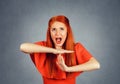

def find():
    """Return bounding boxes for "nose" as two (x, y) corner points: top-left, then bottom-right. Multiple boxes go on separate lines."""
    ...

(56, 30), (60, 36)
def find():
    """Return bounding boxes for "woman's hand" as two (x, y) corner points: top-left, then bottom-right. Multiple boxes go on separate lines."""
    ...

(56, 54), (69, 72)
(53, 49), (74, 54)
(57, 57), (100, 72)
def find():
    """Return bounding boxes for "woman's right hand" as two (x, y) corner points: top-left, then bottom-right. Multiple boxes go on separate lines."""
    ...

(53, 49), (74, 54)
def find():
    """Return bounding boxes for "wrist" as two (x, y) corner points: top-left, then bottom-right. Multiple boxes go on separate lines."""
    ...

(65, 66), (71, 72)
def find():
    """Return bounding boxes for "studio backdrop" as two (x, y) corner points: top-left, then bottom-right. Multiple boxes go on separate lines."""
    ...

(0, 0), (120, 84)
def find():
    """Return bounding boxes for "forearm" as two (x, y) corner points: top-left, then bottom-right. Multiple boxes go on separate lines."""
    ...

(67, 57), (100, 72)
(20, 43), (55, 54)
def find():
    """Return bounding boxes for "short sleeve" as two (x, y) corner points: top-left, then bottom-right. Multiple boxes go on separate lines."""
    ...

(75, 43), (92, 64)
(30, 41), (46, 66)
(29, 41), (48, 76)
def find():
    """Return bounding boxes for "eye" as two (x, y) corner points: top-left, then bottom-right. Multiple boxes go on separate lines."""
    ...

(60, 27), (64, 30)
(51, 28), (56, 31)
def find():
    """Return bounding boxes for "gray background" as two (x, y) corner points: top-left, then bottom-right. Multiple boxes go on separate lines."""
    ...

(0, 0), (120, 84)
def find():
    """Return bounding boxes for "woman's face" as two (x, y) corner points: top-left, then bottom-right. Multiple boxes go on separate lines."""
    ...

(50, 21), (67, 49)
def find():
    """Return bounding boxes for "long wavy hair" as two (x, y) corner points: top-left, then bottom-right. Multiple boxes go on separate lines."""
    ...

(46, 15), (76, 76)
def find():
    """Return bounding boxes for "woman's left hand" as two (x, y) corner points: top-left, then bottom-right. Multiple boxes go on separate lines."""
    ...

(56, 54), (69, 72)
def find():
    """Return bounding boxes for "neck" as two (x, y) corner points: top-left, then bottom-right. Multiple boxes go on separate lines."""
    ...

(55, 46), (62, 49)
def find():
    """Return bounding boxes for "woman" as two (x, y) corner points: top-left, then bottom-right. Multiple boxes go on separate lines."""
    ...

(20, 15), (100, 84)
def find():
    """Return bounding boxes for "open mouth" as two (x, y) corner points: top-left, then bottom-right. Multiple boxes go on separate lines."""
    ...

(55, 37), (62, 44)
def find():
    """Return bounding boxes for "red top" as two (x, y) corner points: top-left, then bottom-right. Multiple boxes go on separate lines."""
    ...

(30, 41), (92, 84)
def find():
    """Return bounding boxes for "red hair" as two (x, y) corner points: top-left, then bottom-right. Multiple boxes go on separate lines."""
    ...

(46, 15), (76, 76)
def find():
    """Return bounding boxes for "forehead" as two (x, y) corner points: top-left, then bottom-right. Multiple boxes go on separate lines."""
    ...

(51, 21), (66, 28)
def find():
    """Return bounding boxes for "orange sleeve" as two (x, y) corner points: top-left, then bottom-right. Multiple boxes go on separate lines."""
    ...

(75, 43), (93, 64)
(29, 41), (48, 76)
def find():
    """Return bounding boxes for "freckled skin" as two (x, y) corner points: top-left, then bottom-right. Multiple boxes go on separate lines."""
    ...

(50, 21), (67, 49)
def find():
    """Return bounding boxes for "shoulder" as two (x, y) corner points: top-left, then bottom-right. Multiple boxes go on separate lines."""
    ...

(34, 41), (46, 46)
(74, 42), (93, 64)
(74, 42), (86, 52)
(74, 42), (84, 49)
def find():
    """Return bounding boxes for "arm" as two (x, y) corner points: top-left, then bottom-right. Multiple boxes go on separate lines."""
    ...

(56, 54), (100, 72)
(67, 57), (100, 72)
(20, 43), (56, 54)
(20, 43), (74, 54)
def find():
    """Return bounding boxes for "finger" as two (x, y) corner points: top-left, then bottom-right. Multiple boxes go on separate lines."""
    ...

(57, 54), (62, 62)
(57, 56), (62, 63)
(56, 49), (74, 54)
(60, 56), (64, 62)
(64, 50), (74, 53)
(56, 61), (61, 68)
(56, 61), (59, 65)
(56, 62), (63, 70)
